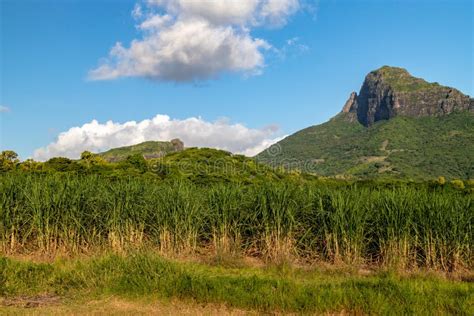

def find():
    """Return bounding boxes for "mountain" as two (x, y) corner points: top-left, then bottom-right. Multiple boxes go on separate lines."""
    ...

(257, 66), (474, 180)
(98, 138), (184, 162)
(343, 66), (472, 126)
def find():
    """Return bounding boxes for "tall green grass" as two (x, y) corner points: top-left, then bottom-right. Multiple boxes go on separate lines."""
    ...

(0, 173), (472, 270)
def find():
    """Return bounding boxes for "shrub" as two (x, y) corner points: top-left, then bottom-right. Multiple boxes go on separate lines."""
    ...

(437, 176), (446, 185)
(450, 179), (465, 190)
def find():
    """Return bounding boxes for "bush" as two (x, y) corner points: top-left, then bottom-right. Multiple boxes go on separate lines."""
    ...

(44, 157), (84, 172)
(450, 179), (465, 190)
(437, 176), (446, 185)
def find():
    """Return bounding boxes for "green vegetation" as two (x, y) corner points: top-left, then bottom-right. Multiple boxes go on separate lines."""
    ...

(257, 111), (474, 180)
(0, 151), (19, 172)
(1, 69), (471, 313)
(1, 147), (293, 184)
(150, 147), (293, 184)
(376, 66), (440, 92)
(1, 253), (472, 314)
(0, 172), (472, 271)
(98, 139), (183, 162)
(1, 144), (472, 313)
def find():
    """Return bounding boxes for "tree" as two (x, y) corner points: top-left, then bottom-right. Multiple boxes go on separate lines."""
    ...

(0, 150), (19, 171)
(80, 151), (93, 161)
(45, 157), (83, 172)
(80, 151), (106, 169)
(124, 154), (148, 173)
(19, 159), (42, 172)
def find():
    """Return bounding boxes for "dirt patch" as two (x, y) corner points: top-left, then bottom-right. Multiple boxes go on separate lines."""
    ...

(0, 294), (61, 308)
(448, 130), (462, 137)
(359, 156), (387, 163)
(380, 139), (389, 152)
(1, 296), (257, 315)
(460, 274), (474, 283)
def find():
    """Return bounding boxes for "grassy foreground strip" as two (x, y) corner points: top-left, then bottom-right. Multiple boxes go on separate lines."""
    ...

(1, 253), (472, 314)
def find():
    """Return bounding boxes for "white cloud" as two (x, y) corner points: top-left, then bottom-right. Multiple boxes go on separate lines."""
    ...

(138, 14), (173, 30)
(0, 105), (10, 113)
(33, 114), (283, 161)
(272, 36), (309, 61)
(131, 3), (143, 19)
(260, 0), (300, 26)
(89, 0), (303, 82)
(148, 0), (261, 26)
(286, 36), (309, 52)
(89, 19), (270, 82)
(239, 135), (286, 157)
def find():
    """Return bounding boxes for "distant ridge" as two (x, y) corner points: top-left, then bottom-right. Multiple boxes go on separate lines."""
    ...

(98, 138), (184, 162)
(257, 66), (474, 180)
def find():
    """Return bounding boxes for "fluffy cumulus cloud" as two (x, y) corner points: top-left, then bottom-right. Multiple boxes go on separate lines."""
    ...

(89, 0), (302, 82)
(33, 114), (284, 161)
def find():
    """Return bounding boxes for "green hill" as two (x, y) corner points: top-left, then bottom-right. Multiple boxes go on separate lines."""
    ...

(149, 147), (294, 184)
(257, 67), (474, 180)
(95, 139), (293, 184)
(98, 138), (184, 162)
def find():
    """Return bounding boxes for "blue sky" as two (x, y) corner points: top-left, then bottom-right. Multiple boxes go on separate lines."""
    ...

(1, 0), (472, 160)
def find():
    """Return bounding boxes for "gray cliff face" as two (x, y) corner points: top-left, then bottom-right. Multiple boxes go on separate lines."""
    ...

(171, 138), (184, 151)
(343, 66), (472, 126)
(342, 91), (358, 113)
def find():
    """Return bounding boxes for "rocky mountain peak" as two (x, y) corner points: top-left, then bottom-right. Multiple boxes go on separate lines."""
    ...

(342, 91), (358, 113)
(343, 66), (473, 126)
